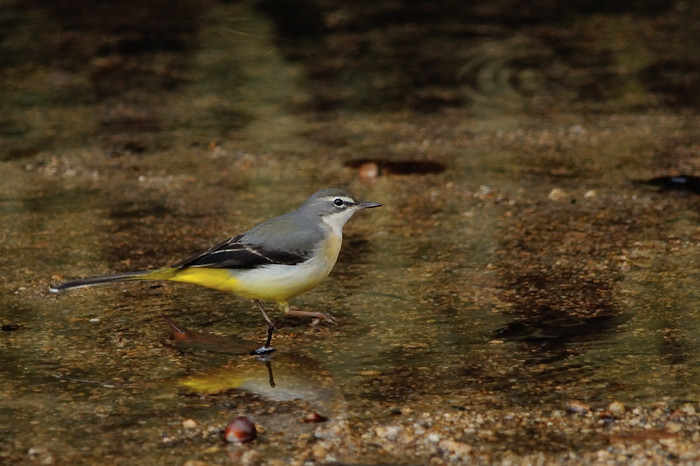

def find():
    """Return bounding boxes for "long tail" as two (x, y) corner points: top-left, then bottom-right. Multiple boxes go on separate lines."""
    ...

(49, 268), (176, 293)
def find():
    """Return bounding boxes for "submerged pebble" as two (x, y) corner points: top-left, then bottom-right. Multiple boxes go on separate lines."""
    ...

(303, 412), (328, 423)
(225, 416), (257, 443)
(547, 188), (569, 201)
(565, 400), (591, 414)
(181, 418), (198, 429)
(608, 401), (626, 416)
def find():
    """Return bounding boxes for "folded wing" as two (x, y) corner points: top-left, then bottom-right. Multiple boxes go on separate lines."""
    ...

(175, 234), (308, 270)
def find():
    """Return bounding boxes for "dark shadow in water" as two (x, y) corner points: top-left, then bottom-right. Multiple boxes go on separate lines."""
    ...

(1, 324), (22, 332)
(344, 158), (446, 176)
(635, 175), (700, 194)
(0, 188), (101, 215)
(164, 319), (261, 355)
(493, 313), (626, 343)
(253, 0), (693, 112)
(641, 59), (700, 109)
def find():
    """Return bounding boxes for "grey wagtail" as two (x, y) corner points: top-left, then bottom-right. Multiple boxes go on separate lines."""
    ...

(50, 188), (381, 352)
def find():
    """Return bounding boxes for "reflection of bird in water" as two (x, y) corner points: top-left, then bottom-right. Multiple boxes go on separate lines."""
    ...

(50, 188), (381, 352)
(168, 321), (346, 420)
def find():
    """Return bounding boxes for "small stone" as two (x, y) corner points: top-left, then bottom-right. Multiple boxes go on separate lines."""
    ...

(182, 418), (198, 429)
(670, 409), (684, 422)
(548, 188), (568, 201)
(303, 412), (328, 423)
(358, 162), (379, 179)
(680, 404), (696, 416)
(311, 442), (330, 459)
(315, 420), (350, 440)
(607, 401), (625, 416)
(26, 447), (55, 465)
(375, 425), (401, 441)
(225, 416), (257, 443)
(439, 439), (472, 458)
(666, 422), (683, 434)
(565, 400), (590, 414)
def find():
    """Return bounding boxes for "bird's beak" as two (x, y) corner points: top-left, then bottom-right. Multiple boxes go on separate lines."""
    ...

(358, 201), (382, 209)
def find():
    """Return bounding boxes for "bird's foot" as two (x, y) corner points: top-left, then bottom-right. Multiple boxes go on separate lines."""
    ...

(252, 345), (275, 355)
(287, 309), (338, 324)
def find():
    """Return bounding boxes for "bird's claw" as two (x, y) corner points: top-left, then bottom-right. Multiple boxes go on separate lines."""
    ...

(252, 345), (275, 355)
(319, 312), (338, 325)
(287, 309), (339, 324)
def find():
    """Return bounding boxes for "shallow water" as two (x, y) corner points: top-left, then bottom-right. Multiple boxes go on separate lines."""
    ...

(1, 0), (699, 463)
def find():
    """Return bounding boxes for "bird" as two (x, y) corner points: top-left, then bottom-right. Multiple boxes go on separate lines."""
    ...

(50, 188), (381, 352)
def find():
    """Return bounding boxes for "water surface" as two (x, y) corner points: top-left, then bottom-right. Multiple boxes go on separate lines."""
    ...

(1, 0), (699, 463)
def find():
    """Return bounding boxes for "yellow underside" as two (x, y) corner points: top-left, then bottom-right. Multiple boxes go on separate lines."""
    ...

(153, 267), (242, 293)
(140, 265), (326, 310)
(136, 234), (342, 312)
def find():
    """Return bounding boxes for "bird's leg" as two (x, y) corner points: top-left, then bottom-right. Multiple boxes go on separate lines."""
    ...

(279, 302), (338, 324)
(253, 300), (276, 353)
(254, 299), (275, 330)
(261, 327), (274, 352)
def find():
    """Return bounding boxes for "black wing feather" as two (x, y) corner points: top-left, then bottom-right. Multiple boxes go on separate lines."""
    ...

(174, 234), (307, 269)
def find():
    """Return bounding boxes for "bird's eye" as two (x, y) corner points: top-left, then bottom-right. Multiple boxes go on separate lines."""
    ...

(333, 198), (344, 207)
